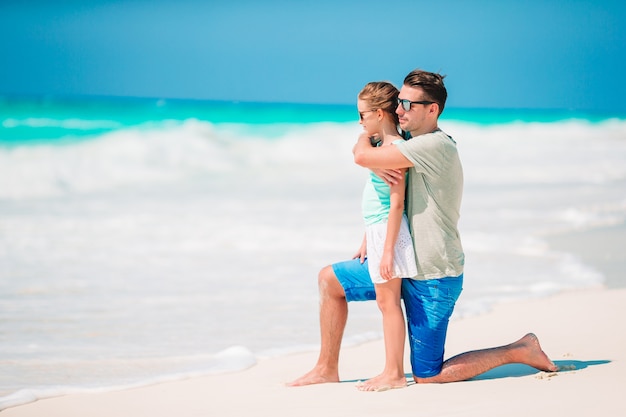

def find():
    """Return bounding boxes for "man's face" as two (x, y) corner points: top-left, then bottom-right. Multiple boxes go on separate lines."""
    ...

(396, 85), (435, 135)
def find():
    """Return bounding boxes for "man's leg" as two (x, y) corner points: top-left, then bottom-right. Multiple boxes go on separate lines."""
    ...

(403, 276), (464, 381)
(287, 259), (376, 387)
(286, 265), (348, 386)
(414, 333), (558, 384)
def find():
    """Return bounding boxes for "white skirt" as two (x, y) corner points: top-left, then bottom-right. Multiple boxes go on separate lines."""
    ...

(365, 215), (418, 284)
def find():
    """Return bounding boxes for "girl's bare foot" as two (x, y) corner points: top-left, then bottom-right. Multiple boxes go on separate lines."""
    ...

(356, 373), (407, 392)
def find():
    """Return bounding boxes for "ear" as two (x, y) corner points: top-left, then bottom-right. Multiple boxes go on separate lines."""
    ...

(376, 108), (384, 121)
(429, 103), (440, 117)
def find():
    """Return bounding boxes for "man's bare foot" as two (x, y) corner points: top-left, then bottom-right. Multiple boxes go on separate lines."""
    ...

(355, 373), (407, 392)
(286, 366), (339, 387)
(512, 333), (558, 372)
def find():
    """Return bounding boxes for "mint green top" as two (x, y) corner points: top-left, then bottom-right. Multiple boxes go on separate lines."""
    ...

(361, 170), (391, 226)
(361, 140), (405, 226)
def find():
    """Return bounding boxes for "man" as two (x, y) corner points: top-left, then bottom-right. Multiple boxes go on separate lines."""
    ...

(288, 69), (557, 390)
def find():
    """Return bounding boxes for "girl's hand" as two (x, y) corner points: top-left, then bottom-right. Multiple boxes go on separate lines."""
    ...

(352, 235), (368, 264)
(379, 251), (394, 280)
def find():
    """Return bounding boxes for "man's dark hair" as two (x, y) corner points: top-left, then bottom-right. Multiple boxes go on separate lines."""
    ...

(404, 69), (447, 115)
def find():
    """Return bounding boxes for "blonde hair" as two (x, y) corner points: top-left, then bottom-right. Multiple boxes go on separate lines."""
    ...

(358, 81), (399, 125)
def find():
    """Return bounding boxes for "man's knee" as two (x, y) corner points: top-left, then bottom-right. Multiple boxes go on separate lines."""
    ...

(413, 374), (437, 384)
(318, 265), (345, 299)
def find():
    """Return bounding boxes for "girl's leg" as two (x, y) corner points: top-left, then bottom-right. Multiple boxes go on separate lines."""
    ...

(357, 278), (407, 391)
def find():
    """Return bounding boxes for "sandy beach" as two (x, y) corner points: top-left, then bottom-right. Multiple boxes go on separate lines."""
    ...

(3, 218), (626, 417)
(3, 281), (624, 417)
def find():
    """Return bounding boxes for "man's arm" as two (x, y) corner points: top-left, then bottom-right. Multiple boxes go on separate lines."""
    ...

(352, 132), (413, 170)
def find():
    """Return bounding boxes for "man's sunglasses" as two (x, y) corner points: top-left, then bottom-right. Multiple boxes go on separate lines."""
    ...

(397, 99), (435, 111)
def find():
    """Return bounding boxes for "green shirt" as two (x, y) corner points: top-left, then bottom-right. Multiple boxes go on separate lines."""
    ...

(395, 129), (465, 280)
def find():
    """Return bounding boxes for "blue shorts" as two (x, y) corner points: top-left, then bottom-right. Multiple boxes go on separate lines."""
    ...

(332, 258), (463, 378)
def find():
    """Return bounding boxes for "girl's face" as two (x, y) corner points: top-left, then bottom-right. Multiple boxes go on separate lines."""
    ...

(357, 99), (380, 136)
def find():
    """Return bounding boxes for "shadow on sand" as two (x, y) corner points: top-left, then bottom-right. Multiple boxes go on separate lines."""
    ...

(342, 360), (611, 385)
(469, 359), (611, 381)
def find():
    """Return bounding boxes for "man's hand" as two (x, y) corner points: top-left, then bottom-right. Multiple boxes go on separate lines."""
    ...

(372, 168), (404, 186)
(352, 132), (372, 155)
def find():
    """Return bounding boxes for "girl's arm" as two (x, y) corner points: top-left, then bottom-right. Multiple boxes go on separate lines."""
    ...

(380, 168), (407, 280)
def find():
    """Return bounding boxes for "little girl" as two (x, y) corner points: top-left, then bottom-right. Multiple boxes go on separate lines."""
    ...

(354, 81), (418, 391)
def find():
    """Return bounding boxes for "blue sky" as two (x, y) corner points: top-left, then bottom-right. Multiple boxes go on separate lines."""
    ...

(1, 0), (625, 112)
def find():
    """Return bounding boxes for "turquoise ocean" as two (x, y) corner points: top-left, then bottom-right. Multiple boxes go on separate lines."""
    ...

(1, 96), (626, 409)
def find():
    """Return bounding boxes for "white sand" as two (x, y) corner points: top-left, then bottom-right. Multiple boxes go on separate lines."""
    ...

(4, 285), (625, 417)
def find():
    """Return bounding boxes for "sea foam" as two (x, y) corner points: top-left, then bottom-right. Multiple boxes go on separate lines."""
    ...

(1, 115), (625, 408)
